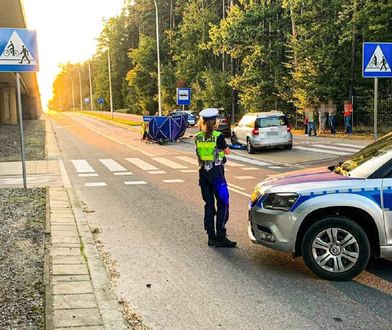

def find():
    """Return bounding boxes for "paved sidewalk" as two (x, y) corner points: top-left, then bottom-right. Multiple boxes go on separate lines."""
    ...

(1, 115), (127, 329)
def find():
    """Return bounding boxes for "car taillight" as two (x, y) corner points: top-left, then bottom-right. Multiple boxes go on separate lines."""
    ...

(287, 125), (292, 132)
(252, 128), (259, 135)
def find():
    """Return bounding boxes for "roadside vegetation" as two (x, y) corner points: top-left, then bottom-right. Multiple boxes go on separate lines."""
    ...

(49, 0), (392, 130)
(0, 188), (46, 329)
(80, 111), (142, 127)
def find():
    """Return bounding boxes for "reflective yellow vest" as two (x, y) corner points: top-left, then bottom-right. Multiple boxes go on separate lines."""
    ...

(195, 131), (225, 162)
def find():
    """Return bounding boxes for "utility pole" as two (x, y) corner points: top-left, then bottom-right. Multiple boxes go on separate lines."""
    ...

(88, 60), (94, 111)
(75, 69), (83, 111)
(153, 0), (162, 116)
(108, 47), (114, 119)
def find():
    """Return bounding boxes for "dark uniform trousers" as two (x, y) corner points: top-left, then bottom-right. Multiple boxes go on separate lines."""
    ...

(199, 165), (229, 238)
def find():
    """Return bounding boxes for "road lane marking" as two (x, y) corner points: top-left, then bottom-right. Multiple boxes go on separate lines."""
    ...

(268, 166), (283, 169)
(311, 144), (360, 153)
(114, 172), (133, 176)
(225, 161), (243, 167)
(148, 170), (166, 174)
(124, 181), (147, 185)
(241, 167), (259, 171)
(126, 158), (158, 170)
(180, 169), (198, 173)
(152, 157), (188, 169)
(228, 186), (250, 197)
(84, 182), (107, 187)
(294, 146), (350, 156)
(163, 179), (185, 183)
(234, 176), (256, 180)
(227, 155), (271, 166)
(99, 159), (127, 172)
(71, 160), (95, 173)
(175, 156), (198, 165)
(336, 143), (363, 149)
(228, 183), (246, 191)
(79, 173), (99, 177)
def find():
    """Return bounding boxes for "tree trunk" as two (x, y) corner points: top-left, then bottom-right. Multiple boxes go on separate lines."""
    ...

(348, 0), (358, 101)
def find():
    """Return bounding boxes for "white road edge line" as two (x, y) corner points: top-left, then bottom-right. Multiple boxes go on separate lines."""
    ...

(228, 183), (246, 191)
(228, 186), (250, 197)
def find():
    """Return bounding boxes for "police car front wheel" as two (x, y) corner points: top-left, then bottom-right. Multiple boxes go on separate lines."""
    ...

(301, 216), (370, 281)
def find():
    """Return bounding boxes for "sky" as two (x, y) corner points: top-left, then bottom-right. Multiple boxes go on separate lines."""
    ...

(22, 0), (125, 108)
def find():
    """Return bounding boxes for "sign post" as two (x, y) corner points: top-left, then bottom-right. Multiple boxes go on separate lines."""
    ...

(362, 42), (392, 140)
(0, 28), (39, 189)
(176, 88), (191, 110)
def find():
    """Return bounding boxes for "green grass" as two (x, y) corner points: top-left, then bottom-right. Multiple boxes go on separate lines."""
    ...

(81, 111), (142, 126)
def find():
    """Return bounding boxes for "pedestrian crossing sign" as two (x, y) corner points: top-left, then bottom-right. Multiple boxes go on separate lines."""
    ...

(0, 28), (39, 72)
(363, 42), (392, 78)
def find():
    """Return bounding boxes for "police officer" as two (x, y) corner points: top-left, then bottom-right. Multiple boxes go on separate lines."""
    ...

(195, 108), (236, 248)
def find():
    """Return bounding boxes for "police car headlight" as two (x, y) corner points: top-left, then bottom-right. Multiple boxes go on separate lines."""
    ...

(250, 186), (262, 204)
(263, 193), (298, 212)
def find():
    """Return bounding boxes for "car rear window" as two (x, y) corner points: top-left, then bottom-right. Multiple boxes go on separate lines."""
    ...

(256, 116), (287, 128)
(218, 110), (227, 118)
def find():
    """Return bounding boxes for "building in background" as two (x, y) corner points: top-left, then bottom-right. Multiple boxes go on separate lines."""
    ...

(0, 0), (41, 124)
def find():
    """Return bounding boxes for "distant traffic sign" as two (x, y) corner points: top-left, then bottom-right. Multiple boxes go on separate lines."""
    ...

(97, 98), (105, 104)
(176, 88), (191, 106)
(0, 28), (39, 72)
(363, 42), (392, 78)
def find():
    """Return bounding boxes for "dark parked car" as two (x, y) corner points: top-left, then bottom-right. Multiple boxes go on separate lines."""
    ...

(216, 108), (231, 137)
(169, 110), (196, 126)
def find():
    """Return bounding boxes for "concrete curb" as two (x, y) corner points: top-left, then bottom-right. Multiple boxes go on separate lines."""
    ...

(46, 114), (127, 329)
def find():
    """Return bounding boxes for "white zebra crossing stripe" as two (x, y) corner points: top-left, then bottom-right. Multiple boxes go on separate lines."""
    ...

(180, 169), (198, 173)
(124, 181), (147, 185)
(163, 179), (184, 183)
(114, 172), (133, 176)
(234, 176), (256, 180)
(84, 182), (107, 187)
(311, 144), (359, 153)
(79, 173), (99, 177)
(336, 143), (364, 149)
(268, 166), (283, 169)
(126, 158), (158, 171)
(71, 160), (95, 173)
(175, 156), (198, 165)
(227, 155), (271, 167)
(294, 146), (350, 156)
(148, 170), (167, 174)
(225, 161), (243, 167)
(241, 167), (259, 171)
(99, 159), (127, 172)
(153, 157), (188, 169)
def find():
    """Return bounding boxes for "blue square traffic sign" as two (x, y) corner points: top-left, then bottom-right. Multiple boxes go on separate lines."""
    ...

(363, 42), (392, 78)
(176, 88), (191, 106)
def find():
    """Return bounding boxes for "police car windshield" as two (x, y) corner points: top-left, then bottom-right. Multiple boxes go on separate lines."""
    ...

(335, 133), (392, 177)
(256, 116), (287, 128)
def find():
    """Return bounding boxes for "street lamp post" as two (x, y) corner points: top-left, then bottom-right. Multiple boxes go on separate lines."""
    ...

(107, 47), (114, 119)
(75, 69), (83, 111)
(153, 0), (162, 116)
(65, 75), (75, 110)
(88, 60), (94, 111)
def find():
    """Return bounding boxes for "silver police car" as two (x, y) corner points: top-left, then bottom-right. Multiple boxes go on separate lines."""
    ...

(249, 132), (392, 281)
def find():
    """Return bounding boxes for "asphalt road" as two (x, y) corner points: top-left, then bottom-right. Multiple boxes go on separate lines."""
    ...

(51, 112), (392, 330)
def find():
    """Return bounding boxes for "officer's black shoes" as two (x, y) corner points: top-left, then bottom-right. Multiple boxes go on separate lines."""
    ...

(214, 236), (237, 248)
(208, 235), (217, 246)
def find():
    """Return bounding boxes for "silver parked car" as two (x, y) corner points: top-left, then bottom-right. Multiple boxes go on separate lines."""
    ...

(231, 111), (293, 154)
(249, 132), (392, 280)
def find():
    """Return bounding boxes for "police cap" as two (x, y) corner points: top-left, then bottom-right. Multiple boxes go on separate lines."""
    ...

(199, 108), (218, 121)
